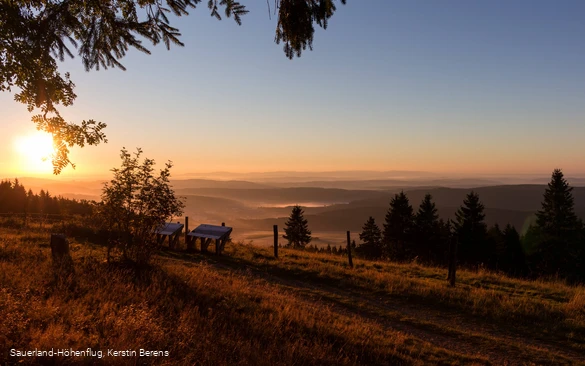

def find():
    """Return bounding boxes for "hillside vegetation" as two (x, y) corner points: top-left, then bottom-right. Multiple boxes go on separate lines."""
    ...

(1, 224), (584, 365)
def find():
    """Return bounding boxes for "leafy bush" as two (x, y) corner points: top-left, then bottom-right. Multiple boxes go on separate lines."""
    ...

(99, 148), (184, 265)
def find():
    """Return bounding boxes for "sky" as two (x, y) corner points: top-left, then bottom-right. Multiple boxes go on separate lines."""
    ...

(1, 0), (584, 179)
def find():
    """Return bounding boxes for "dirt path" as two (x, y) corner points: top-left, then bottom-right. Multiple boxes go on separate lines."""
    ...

(163, 253), (584, 365)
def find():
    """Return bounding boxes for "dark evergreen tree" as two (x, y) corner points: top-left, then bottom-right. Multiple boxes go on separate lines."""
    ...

(0, 179), (93, 216)
(383, 191), (415, 261)
(283, 205), (312, 249)
(536, 169), (582, 236)
(488, 223), (505, 270)
(358, 216), (383, 259)
(11, 179), (27, 213)
(0, 180), (13, 212)
(26, 189), (37, 213)
(501, 224), (526, 277)
(529, 169), (584, 279)
(437, 218), (453, 266)
(413, 194), (443, 264)
(454, 191), (490, 267)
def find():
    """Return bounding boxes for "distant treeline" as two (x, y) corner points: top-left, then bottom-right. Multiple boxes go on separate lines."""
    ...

(350, 169), (584, 282)
(284, 169), (585, 282)
(0, 179), (94, 216)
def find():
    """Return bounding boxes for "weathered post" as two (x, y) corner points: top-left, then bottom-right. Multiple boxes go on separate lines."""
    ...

(273, 225), (278, 258)
(346, 231), (353, 268)
(201, 238), (211, 253)
(50, 233), (74, 281)
(185, 217), (192, 251)
(50, 234), (69, 261)
(447, 236), (458, 286)
(216, 223), (225, 255)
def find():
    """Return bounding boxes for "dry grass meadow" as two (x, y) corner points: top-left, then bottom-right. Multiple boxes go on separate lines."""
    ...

(1, 220), (585, 365)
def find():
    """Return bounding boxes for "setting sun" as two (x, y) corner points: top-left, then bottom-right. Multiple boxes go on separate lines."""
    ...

(13, 132), (54, 173)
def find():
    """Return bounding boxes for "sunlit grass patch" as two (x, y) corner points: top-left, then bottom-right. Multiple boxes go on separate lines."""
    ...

(1, 227), (583, 364)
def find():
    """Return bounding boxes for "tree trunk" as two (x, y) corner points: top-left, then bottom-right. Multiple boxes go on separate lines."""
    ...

(347, 231), (354, 268)
(447, 236), (458, 286)
(273, 225), (278, 258)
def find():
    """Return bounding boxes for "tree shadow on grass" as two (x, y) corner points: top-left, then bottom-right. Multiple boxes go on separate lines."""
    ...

(158, 245), (585, 358)
(70, 253), (412, 366)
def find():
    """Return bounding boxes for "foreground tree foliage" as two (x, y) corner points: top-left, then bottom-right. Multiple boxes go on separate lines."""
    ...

(283, 205), (312, 249)
(0, 0), (346, 173)
(99, 148), (184, 266)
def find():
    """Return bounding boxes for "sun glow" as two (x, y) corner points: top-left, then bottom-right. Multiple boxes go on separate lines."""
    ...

(13, 132), (55, 173)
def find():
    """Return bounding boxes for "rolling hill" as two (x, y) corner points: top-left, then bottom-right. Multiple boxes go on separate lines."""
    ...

(175, 187), (388, 205)
(237, 185), (585, 234)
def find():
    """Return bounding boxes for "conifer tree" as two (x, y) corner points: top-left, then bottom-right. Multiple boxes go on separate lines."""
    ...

(454, 191), (489, 267)
(414, 194), (442, 264)
(0, 179), (93, 215)
(501, 224), (526, 277)
(383, 191), (415, 261)
(529, 169), (584, 279)
(488, 223), (504, 270)
(283, 205), (312, 249)
(437, 218), (453, 265)
(536, 169), (582, 236)
(358, 216), (383, 259)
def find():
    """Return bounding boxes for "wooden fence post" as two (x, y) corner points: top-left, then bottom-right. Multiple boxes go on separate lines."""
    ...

(184, 216), (189, 249)
(346, 231), (353, 268)
(447, 236), (458, 286)
(273, 225), (278, 258)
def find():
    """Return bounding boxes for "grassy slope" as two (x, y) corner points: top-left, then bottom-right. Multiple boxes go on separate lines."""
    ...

(1, 226), (584, 365)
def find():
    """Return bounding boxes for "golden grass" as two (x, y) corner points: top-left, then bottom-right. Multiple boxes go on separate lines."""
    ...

(1, 225), (584, 365)
(1, 228), (488, 365)
(232, 245), (585, 325)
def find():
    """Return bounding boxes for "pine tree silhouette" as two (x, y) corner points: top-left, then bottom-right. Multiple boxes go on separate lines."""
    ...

(383, 191), (415, 261)
(530, 169), (584, 279)
(358, 216), (383, 259)
(414, 194), (442, 264)
(536, 169), (582, 236)
(488, 223), (504, 270)
(283, 205), (312, 249)
(502, 224), (526, 277)
(437, 218), (454, 265)
(454, 191), (489, 267)
(0, 179), (92, 216)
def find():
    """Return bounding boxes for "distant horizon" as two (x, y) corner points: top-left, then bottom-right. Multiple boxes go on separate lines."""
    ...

(4, 168), (585, 183)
